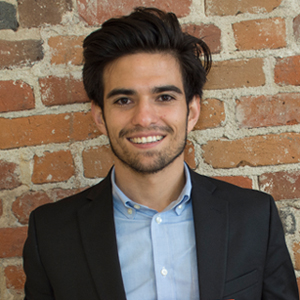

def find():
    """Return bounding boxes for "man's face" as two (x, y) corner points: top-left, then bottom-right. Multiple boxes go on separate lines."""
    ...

(92, 52), (200, 174)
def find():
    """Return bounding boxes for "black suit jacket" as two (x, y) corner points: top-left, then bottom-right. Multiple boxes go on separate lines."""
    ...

(23, 169), (299, 300)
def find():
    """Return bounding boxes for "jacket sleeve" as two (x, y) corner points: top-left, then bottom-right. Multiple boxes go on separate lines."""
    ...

(23, 211), (55, 300)
(262, 197), (299, 299)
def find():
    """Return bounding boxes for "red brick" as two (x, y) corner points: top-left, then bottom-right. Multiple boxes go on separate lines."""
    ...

(233, 18), (286, 51)
(32, 150), (74, 184)
(205, 0), (282, 16)
(205, 58), (265, 90)
(4, 265), (26, 291)
(77, 0), (192, 25)
(194, 98), (225, 130)
(39, 76), (89, 106)
(202, 133), (300, 168)
(0, 112), (100, 149)
(213, 176), (252, 189)
(182, 24), (221, 54)
(275, 56), (300, 86)
(48, 35), (85, 65)
(184, 140), (196, 169)
(0, 80), (35, 112)
(0, 160), (21, 190)
(18, 0), (72, 28)
(0, 227), (27, 258)
(293, 242), (300, 270)
(0, 40), (43, 69)
(236, 93), (300, 128)
(293, 15), (300, 43)
(82, 145), (114, 178)
(259, 170), (300, 201)
(12, 191), (52, 225)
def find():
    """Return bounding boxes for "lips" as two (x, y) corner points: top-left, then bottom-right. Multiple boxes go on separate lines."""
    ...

(129, 135), (164, 144)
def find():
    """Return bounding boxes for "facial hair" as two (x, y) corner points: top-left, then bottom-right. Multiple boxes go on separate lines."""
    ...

(106, 124), (188, 175)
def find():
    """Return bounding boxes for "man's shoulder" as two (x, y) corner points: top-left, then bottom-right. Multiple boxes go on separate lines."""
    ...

(190, 169), (273, 206)
(33, 174), (112, 220)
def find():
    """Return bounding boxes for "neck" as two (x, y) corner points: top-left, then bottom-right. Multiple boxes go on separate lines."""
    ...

(114, 157), (186, 212)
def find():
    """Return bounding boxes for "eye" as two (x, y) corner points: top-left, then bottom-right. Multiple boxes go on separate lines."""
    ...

(158, 94), (174, 102)
(115, 97), (132, 105)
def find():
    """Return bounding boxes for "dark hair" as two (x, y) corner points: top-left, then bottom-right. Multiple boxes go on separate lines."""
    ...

(82, 7), (211, 109)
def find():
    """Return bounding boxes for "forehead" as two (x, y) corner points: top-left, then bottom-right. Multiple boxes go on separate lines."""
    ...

(103, 52), (184, 97)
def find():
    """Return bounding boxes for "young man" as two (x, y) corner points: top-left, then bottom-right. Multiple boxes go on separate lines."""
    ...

(23, 7), (298, 300)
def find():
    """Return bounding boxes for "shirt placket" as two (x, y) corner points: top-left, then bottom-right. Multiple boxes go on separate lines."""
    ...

(151, 212), (176, 300)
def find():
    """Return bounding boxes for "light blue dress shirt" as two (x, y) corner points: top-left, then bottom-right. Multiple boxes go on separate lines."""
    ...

(112, 164), (200, 300)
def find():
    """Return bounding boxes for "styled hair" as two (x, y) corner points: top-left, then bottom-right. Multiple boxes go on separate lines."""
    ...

(82, 7), (211, 109)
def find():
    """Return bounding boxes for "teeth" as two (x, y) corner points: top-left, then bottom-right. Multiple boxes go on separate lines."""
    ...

(130, 135), (163, 144)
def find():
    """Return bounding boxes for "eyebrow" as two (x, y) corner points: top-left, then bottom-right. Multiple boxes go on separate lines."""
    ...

(106, 85), (183, 99)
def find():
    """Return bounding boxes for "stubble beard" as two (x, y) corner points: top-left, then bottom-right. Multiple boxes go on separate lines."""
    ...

(106, 125), (188, 175)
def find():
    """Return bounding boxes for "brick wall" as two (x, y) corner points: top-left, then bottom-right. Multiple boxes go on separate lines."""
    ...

(0, 0), (299, 298)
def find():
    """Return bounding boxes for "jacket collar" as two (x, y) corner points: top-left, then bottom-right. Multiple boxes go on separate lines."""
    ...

(190, 170), (229, 300)
(77, 171), (127, 300)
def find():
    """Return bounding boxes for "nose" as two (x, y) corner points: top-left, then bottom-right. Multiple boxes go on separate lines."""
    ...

(131, 100), (159, 127)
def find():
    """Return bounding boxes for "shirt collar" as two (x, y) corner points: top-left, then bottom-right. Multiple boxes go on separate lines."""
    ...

(111, 163), (192, 217)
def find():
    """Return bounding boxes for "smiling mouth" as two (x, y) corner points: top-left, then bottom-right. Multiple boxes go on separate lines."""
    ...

(129, 135), (164, 144)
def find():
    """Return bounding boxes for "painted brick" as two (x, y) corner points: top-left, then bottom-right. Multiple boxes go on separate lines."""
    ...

(32, 150), (75, 184)
(0, 80), (35, 113)
(205, 58), (265, 90)
(0, 40), (43, 69)
(4, 265), (26, 291)
(233, 18), (286, 50)
(184, 140), (196, 169)
(205, 0), (282, 16)
(0, 198), (2, 216)
(213, 176), (252, 189)
(39, 76), (89, 106)
(48, 35), (85, 65)
(236, 93), (300, 128)
(0, 227), (27, 258)
(0, 112), (99, 150)
(293, 15), (300, 43)
(202, 133), (300, 168)
(82, 145), (114, 178)
(275, 55), (300, 86)
(194, 98), (225, 130)
(12, 191), (52, 225)
(0, 2), (18, 31)
(0, 160), (21, 190)
(259, 170), (300, 201)
(18, 0), (72, 28)
(182, 24), (221, 54)
(77, 0), (192, 25)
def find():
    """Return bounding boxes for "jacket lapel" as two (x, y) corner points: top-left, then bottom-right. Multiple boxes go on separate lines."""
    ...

(191, 171), (229, 300)
(77, 173), (126, 300)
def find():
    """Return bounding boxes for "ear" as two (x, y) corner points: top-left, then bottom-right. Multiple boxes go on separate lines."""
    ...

(91, 101), (108, 136)
(187, 95), (200, 134)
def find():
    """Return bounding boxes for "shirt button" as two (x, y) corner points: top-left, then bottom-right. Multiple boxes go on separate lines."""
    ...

(161, 267), (168, 276)
(178, 204), (183, 209)
(156, 216), (162, 224)
(134, 204), (140, 210)
(127, 208), (133, 215)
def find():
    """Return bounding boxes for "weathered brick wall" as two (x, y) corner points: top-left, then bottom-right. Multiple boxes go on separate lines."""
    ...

(0, 0), (299, 298)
